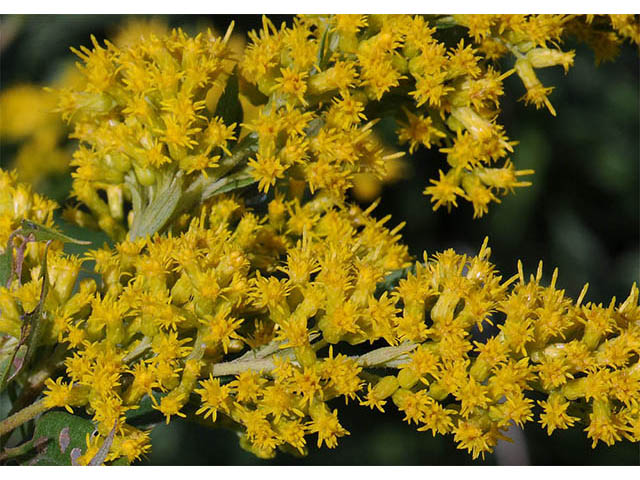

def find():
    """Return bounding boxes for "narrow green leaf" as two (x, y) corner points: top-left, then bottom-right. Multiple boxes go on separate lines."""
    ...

(20, 220), (91, 245)
(25, 411), (96, 466)
(125, 171), (144, 215)
(1, 229), (20, 288)
(202, 170), (256, 199)
(129, 172), (184, 240)
(0, 251), (11, 287)
(317, 23), (330, 70)
(0, 356), (11, 393)
(214, 74), (242, 128)
(0, 334), (23, 392)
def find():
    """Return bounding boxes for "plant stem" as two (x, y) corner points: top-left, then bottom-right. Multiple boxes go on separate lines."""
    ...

(207, 341), (417, 377)
(122, 337), (151, 364)
(356, 342), (417, 367)
(0, 399), (48, 437)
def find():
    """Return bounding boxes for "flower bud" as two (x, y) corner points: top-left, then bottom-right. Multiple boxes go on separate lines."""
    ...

(527, 48), (575, 73)
(372, 375), (399, 400)
(295, 345), (317, 368)
(431, 290), (460, 323)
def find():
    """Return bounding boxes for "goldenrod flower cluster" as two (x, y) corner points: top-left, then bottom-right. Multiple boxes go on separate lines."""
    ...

(38, 190), (410, 461)
(0, 168), (637, 462)
(0, 18), (172, 188)
(0, 170), (84, 381)
(0, 14), (638, 465)
(51, 14), (613, 235)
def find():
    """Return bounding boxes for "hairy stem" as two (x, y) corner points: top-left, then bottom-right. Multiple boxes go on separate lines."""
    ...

(0, 399), (48, 437)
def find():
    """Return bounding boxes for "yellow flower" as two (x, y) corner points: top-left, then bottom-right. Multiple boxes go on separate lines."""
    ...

(307, 404), (349, 448)
(43, 378), (76, 413)
(154, 390), (187, 424)
(452, 418), (496, 460)
(230, 370), (267, 404)
(538, 392), (578, 435)
(424, 170), (466, 213)
(248, 151), (288, 193)
(273, 67), (308, 105)
(195, 375), (232, 421)
(397, 109), (446, 154)
(200, 306), (244, 353)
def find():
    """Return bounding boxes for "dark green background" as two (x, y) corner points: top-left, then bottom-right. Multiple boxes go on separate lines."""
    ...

(1, 14), (638, 465)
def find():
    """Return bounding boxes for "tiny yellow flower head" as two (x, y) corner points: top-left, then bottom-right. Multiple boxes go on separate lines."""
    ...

(43, 378), (76, 413)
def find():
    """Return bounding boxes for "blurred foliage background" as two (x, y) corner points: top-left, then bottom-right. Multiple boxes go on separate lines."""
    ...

(0, 14), (638, 465)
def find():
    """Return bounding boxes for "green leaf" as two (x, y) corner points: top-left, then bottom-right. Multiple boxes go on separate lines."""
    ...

(432, 15), (458, 29)
(0, 345), (27, 394)
(125, 171), (144, 215)
(0, 356), (11, 393)
(129, 171), (184, 240)
(20, 220), (91, 245)
(0, 250), (11, 287)
(202, 169), (256, 199)
(317, 23), (330, 70)
(214, 74), (242, 129)
(25, 411), (96, 466)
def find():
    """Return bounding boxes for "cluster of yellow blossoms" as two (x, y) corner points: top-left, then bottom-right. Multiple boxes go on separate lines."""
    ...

(52, 14), (640, 233)
(0, 14), (639, 465)
(1, 167), (638, 462)
(0, 18), (175, 189)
